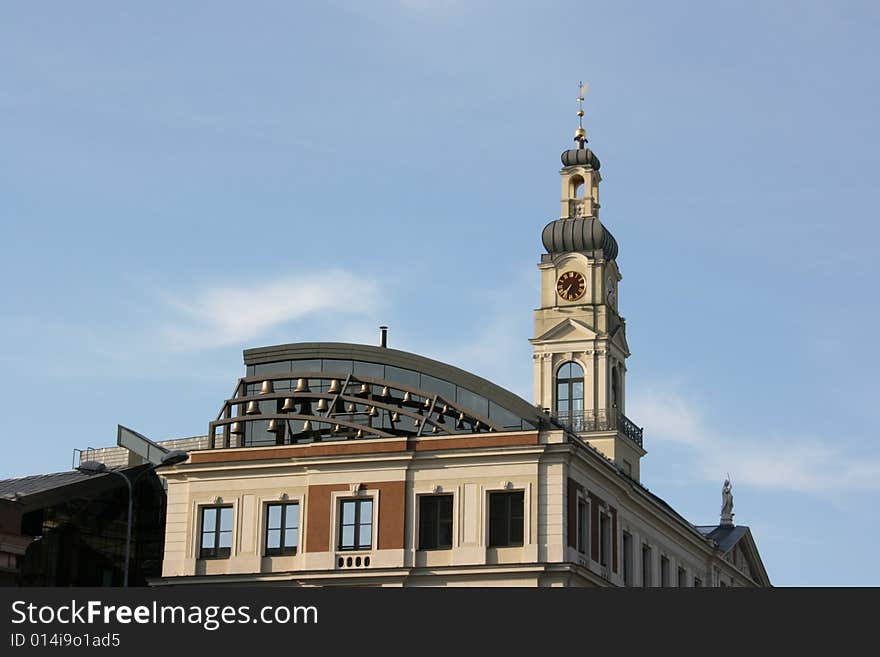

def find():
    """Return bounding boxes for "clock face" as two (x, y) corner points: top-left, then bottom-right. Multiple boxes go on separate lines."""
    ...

(556, 271), (586, 302)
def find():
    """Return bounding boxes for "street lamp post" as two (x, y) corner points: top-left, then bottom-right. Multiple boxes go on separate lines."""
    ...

(77, 449), (188, 587)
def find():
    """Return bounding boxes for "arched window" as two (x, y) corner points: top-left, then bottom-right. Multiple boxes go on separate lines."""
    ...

(556, 362), (584, 427)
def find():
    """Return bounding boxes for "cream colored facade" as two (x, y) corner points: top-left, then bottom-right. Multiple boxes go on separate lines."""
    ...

(151, 425), (766, 587)
(133, 126), (771, 587)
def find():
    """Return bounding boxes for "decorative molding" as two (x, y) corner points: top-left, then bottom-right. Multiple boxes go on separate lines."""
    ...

(349, 483), (362, 495)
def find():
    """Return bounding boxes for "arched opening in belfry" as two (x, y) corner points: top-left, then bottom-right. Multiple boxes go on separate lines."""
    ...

(611, 366), (621, 410)
(569, 175), (585, 199)
(556, 361), (584, 426)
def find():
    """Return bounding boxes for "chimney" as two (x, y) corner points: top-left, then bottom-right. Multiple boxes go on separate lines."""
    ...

(379, 326), (388, 348)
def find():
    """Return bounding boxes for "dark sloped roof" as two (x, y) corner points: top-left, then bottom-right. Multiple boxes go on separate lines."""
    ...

(0, 465), (152, 512)
(696, 524), (750, 553)
(0, 470), (97, 498)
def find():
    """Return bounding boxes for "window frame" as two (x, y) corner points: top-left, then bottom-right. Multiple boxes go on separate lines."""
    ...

(488, 490), (525, 548)
(417, 494), (454, 551)
(678, 565), (687, 588)
(555, 361), (585, 420)
(199, 505), (233, 560)
(641, 543), (653, 588)
(576, 495), (589, 554)
(264, 501), (300, 557)
(337, 497), (374, 552)
(622, 531), (633, 586)
(599, 511), (611, 567)
(660, 554), (670, 587)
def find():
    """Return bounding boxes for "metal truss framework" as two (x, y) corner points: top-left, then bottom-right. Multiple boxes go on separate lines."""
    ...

(208, 371), (506, 448)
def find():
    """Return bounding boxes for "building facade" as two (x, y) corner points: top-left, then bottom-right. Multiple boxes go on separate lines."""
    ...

(139, 121), (769, 587)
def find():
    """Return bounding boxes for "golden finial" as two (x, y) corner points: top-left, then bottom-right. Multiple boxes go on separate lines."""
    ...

(574, 81), (589, 146)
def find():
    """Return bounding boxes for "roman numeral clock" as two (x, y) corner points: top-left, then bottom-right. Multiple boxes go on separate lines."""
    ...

(556, 271), (586, 302)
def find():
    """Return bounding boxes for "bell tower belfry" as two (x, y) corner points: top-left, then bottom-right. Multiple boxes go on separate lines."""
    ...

(531, 84), (646, 479)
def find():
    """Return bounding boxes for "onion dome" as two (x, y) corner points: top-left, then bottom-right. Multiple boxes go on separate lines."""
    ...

(561, 148), (600, 169)
(541, 216), (618, 260)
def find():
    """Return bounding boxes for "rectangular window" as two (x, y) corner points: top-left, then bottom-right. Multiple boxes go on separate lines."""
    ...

(661, 555), (670, 587)
(576, 498), (588, 553)
(641, 544), (652, 587)
(338, 499), (373, 551)
(599, 513), (611, 567)
(265, 502), (299, 556)
(678, 566), (687, 588)
(488, 491), (524, 548)
(418, 495), (453, 550)
(200, 506), (233, 559)
(622, 532), (633, 586)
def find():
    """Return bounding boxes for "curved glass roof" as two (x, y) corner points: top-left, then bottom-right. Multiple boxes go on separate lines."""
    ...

(208, 342), (545, 448)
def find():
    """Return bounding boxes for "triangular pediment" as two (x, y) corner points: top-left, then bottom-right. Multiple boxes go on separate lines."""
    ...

(699, 525), (771, 586)
(532, 318), (598, 343)
(610, 324), (631, 356)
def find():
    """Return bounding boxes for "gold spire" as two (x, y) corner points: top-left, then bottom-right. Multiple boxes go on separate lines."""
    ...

(574, 81), (589, 146)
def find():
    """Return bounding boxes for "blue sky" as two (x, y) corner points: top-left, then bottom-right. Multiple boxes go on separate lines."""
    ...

(2, 1), (878, 585)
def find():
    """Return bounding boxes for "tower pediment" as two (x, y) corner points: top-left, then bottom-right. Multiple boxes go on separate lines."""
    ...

(532, 318), (598, 343)
(609, 324), (631, 357)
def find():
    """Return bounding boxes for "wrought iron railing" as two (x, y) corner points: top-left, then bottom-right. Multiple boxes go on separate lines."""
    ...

(557, 409), (644, 449)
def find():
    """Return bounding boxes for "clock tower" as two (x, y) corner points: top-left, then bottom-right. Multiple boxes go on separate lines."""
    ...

(531, 86), (645, 479)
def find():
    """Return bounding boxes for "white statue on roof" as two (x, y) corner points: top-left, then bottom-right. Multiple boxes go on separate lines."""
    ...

(720, 476), (734, 526)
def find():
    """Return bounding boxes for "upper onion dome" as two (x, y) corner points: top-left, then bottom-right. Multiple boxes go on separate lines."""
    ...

(541, 216), (618, 260)
(561, 148), (600, 169)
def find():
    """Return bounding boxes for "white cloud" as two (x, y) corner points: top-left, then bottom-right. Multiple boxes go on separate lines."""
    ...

(158, 270), (380, 351)
(629, 385), (880, 494)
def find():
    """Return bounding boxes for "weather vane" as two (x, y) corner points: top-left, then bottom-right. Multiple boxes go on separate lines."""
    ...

(574, 81), (589, 146)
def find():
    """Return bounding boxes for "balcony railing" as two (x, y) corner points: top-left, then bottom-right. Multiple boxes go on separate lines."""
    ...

(557, 409), (644, 449)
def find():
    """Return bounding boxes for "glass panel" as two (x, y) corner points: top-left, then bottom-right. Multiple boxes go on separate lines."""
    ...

(557, 383), (569, 401)
(342, 501), (355, 524)
(267, 529), (281, 549)
(419, 497), (437, 549)
(201, 531), (215, 549)
(218, 531), (232, 548)
(439, 521), (452, 548)
(219, 508), (233, 531)
(322, 359), (353, 375)
(455, 387), (489, 417)
(360, 500), (373, 521)
(285, 504), (299, 530)
(291, 359), (321, 373)
(384, 365), (420, 389)
(420, 374), (456, 400)
(511, 492), (524, 521)
(510, 496), (524, 545)
(267, 505), (282, 529)
(557, 399), (569, 413)
(341, 525), (355, 548)
(202, 508), (217, 529)
(572, 382), (584, 401)
(358, 524), (371, 548)
(353, 361), (384, 379)
(438, 495), (452, 520)
(489, 402), (522, 429)
(489, 494), (506, 547)
(254, 361), (291, 375)
(284, 528), (298, 548)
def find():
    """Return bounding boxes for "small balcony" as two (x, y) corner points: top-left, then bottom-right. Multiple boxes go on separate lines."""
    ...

(557, 409), (644, 449)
